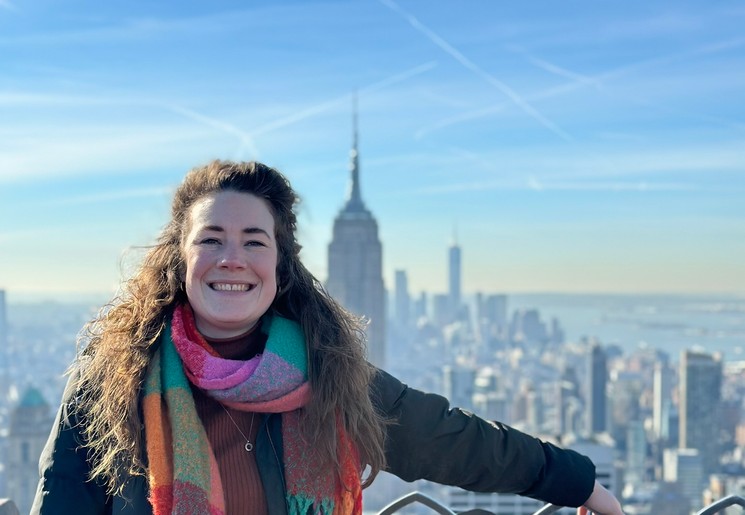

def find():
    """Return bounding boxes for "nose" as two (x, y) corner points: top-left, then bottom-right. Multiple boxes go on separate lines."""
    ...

(217, 243), (247, 270)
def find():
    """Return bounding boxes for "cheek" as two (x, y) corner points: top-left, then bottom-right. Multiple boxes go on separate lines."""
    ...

(259, 252), (279, 281)
(183, 250), (209, 281)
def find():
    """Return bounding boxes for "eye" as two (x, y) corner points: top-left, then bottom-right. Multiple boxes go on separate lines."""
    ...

(200, 237), (220, 245)
(245, 240), (266, 247)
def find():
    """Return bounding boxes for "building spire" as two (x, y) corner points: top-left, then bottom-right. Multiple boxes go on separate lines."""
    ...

(344, 92), (367, 213)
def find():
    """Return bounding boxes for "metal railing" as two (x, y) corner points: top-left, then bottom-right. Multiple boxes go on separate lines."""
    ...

(378, 492), (455, 514)
(376, 491), (745, 515)
(695, 495), (745, 515)
(376, 491), (563, 515)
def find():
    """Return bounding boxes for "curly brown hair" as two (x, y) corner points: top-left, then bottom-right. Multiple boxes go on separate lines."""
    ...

(75, 160), (387, 494)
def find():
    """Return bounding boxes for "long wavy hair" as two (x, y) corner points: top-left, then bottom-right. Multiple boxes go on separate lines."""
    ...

(75, 160), (387, 495)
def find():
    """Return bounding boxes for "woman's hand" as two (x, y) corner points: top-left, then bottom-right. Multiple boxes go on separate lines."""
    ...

(577, 480), (624, 515)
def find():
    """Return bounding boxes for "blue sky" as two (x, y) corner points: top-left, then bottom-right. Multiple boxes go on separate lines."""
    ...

(1, 0), (744, 299)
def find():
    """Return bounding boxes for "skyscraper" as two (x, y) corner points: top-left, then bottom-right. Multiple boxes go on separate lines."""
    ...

(448, 232), (461, 319)
(393, 269), (410, 331)
(679, 350), (722, 475)
(442, 364), (475, 411)
(326, 109), (386, 368)
(653, 361), (673, 442)
(586, 342), (608, 435)
(0, 289), (6, 348)
(663, 448), (704, 509)
(626, 419), (647, 486)
(0, 289), (7, 403)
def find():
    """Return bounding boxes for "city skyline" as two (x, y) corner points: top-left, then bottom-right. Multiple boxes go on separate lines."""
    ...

(1, 1), (745, 298)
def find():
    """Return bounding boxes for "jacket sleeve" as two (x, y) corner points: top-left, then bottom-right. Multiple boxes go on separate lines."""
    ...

(31, 366), (109, 515)
(371, 368), (596, 508)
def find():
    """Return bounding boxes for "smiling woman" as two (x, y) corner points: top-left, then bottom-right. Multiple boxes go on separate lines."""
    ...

(182, 191), (279, 338)
(31, 160), (623, 515)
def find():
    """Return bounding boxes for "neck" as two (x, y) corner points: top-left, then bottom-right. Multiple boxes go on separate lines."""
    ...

(203, 326), (266, 360)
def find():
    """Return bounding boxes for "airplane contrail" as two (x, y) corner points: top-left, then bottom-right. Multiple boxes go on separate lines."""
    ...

(378, 0), (572, 141)
(249, 61), (438, 137)
(416, 36), (745, 139)
(162, 103), (261, 158)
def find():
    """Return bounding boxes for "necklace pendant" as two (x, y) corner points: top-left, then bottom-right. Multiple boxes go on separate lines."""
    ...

(244, 441), (254, 452)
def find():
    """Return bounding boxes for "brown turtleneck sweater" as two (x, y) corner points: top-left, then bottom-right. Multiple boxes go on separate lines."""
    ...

(191, 327), (269, 515)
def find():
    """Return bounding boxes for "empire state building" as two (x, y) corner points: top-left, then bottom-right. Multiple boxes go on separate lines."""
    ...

(326, 116), (386, 368)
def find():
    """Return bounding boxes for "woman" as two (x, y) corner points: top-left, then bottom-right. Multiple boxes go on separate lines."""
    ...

(32, 160), (623, 514)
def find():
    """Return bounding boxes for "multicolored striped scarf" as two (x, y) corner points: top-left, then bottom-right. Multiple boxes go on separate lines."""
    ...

(143, 304), (362, 514)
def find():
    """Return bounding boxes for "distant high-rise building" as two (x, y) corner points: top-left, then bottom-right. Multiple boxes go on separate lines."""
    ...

(448, 233), (461, 318)
(653, 361), (673, 442)
(0, 499), (20, 515)
(448, 489), (543, 515)
(432, 293), (450, 328)
(412, 291), (427, 321)
(393, 270), (410, 330)
(510, 309), (547, 345)
(442, 365), (476, 411)
(586, 342), (608, 435)
(549, 317), (565, 345)
(0, 289), (6, 349)
(626, 419), (647, 486)
(679, 350), (722, 475)
(472, 392), (510, 424)
(608, 371), (643, 449)
(6, 387), (54, 515)
(0, 289), (7, 402)
(475, 293), (507, 347)
(326, 109), (385, 368)
(664, 448), (704, 510)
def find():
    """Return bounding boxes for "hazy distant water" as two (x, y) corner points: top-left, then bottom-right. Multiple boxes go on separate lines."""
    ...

(7, 292), (745, 362)
(506, 293), (745, 359)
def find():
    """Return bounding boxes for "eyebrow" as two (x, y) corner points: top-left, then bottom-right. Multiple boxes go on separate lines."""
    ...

(202, 225), (271, 237)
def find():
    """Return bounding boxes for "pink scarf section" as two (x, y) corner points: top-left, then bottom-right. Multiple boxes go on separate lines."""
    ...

(171, 305), (312, 411)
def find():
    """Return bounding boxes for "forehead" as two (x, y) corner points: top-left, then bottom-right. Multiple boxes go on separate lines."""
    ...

(186, 190), (276, 231)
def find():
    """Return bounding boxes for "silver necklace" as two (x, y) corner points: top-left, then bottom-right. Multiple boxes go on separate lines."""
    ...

(220, 405), (256, 452)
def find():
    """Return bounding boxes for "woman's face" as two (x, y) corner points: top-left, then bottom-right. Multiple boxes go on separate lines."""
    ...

(182, 190), (279, 338)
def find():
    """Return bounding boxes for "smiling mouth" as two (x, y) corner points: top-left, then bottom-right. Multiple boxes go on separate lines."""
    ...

(210, 283), (253, 292)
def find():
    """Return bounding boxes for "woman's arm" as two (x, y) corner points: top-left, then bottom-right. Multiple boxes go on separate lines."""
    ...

(371, 369), (596, 507)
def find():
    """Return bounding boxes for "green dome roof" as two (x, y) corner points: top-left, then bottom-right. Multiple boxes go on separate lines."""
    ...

(19, 387), (47, 408)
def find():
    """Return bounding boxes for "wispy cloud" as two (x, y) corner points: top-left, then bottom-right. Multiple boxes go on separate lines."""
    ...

(526, 177), (697, 193)
(0, 91), (153, 107)
(44, 186), (173, 206)
(413, 177), (698, 196)
(0, 126), (211, 183)
(378, 0), (572, 141)
(0, 7), (263, 45)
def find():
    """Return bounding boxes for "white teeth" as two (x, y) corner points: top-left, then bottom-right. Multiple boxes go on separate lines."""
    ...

(211, 283), (250, 291)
